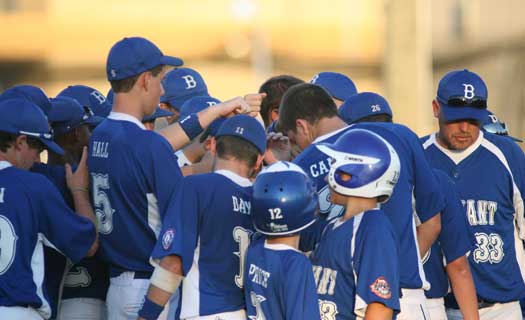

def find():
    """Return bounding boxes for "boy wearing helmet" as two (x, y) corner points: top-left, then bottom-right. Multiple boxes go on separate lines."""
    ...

(311, 128), (401, 320)
(244, 161), (321, 319)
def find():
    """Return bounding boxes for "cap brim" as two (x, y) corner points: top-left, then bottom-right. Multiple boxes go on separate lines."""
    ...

(85, 115), (105, 127)
(41, 138), (64, 155)
(143, 108), (174, 121)
(440, 105), (488, 122)
(160, 56), (184, 67)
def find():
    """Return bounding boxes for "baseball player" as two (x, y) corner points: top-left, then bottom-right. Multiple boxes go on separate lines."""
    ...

(258, 75), (304, 128)
(30, 96), (108, 320)
(421, 168), (478, 320)
(245, 161), (320, 319)
(159, 67), (209, 124)
(0, 98), (98, 320)
(421, 69), (525, 319)
(329, 91), (448, 319)
(309, 71), (357, 108)
(137, 115), (266, 320)
(90, 36), (259, 320)
(312, 128), (401, 319)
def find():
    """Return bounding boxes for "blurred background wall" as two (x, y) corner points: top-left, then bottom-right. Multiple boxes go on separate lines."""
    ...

(0, 0), (524, 137)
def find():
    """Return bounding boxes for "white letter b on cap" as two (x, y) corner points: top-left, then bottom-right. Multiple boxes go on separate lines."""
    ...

(463, 84), (475, 99)
(182, 75), (197, 89)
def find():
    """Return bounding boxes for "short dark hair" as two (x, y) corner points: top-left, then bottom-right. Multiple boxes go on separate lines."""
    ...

(354, 113), (393, 124)
(259, 75), (304, 127)
(278, 83), (338, 133)
(0, 132), (16, 153)
(110, 65), (164, 93)
(216, 135), (259, 169)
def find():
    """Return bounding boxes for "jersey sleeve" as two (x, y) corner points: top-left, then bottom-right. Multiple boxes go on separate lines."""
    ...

(283, 254), (322, 320)
(151, 177), (200, 275)
(435, 171), (473, 263)
(353, 213), (400, 315)
(32, 177), (96, 264)
(139, 134), (183, 221)
(407, 131), (445, 223)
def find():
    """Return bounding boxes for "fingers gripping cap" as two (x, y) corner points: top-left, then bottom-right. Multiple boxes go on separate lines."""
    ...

(252, 161), (318, 236)
(316, 129), (400, 203)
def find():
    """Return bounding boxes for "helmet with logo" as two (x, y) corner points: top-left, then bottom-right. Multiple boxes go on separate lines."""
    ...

(252, 161), (318, 236)
(316, 128), (400, 203)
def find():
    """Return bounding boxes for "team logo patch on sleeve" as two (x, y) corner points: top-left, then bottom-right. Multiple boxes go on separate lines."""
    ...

(370, 276), (391, 299)
(162, 229), (175, 250)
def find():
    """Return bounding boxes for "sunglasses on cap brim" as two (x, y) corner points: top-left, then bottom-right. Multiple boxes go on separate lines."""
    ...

(439, 96), (487, 109)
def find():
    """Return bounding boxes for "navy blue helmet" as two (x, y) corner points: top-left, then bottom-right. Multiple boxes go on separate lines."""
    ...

(252, 161), (318, 236)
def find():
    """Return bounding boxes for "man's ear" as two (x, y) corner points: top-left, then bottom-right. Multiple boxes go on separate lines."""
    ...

(432, 99), (440, 119)
(209, 137), (217, 156)
(14, 135), (27, 151)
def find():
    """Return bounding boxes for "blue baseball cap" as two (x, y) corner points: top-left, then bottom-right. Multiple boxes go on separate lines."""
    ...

(482, 110), (522, 142)
(143, 107), (174, 122)
(179, 96), (221, 120)
(0, 85), (52, 116)
(107, 37), (183, 81)
(310, 72), (358, 101)
(49, 96), (104, 135)
(58, 85), (112, 118)
(436, 69), (488, 122)
(0, 98), (63, 155)
(216, 115), (266, 154)
(160, 68), (209, 110)
(339, 92), (393, 124)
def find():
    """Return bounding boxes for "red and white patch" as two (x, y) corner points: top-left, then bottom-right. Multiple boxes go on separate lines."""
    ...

(162, 229), (175, 250)
(370, 276), (392, 299)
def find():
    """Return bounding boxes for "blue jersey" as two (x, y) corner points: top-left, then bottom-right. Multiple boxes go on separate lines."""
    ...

(244, 237), (320, 320)
(153, 170), (255, 318)
(310, 209), (400, 320)
(421, 131), (525, 302)
(0, 162), (95, 319)
(88, 112), (182, 273)
(293, 126), (350, 220)
(423, 169), (473, 298)
(32, 163), (109, 303)
(351, 122), (445, 290)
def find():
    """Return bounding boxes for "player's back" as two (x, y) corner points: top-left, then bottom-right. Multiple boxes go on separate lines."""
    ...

(88, 116), (181, 273)
(155, 170), (255, 318)
(310, 209), (400, 320)
(352, 122), (444, 290)
(244, 237), (320, 320)
(0, 164), (95, 319)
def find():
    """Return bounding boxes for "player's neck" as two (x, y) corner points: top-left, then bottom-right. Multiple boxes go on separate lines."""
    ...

(266, 234), (300, 250)
(342, 197), (378, 220)
(112, 92), (145, 121)
(213, 157), (252, 179)
(312, 116), (347, 140)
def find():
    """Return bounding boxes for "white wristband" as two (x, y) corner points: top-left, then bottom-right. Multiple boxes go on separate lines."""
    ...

(150, 265), (183, 294)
